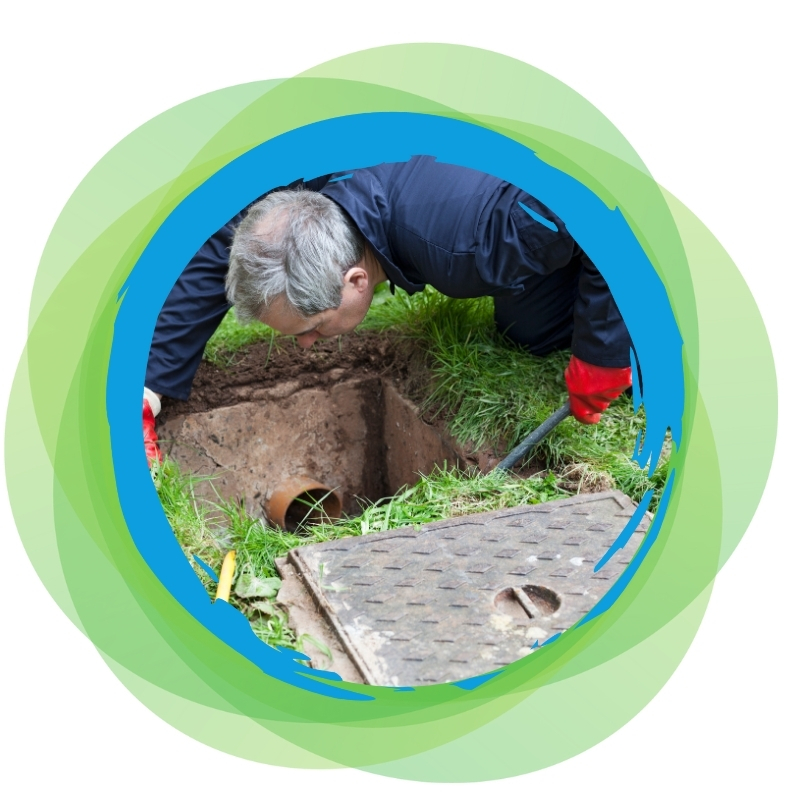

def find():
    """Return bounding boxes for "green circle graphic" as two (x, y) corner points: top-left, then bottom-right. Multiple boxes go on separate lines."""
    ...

(5, 45), (777, 780)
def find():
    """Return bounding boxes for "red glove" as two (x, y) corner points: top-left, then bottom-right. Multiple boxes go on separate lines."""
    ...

(564, 355), (632, 424)
(143, 398), (163, 464)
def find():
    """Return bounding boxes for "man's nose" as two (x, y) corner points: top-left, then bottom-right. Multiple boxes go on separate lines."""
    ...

(296, 332), (320, 348)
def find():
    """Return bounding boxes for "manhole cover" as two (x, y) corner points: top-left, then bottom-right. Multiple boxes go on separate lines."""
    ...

(276, 490), (649, 686)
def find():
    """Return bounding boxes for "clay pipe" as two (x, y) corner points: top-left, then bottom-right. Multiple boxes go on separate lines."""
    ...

(267, 476), (343, 530)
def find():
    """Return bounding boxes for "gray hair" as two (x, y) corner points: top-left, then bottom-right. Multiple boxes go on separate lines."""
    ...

(226, 189), (364, 323)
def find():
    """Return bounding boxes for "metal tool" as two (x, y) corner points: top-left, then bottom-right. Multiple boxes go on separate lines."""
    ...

(494, 401), (572, 472)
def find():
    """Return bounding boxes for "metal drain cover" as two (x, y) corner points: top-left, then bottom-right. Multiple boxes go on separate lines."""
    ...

(276, 490), (649, 686)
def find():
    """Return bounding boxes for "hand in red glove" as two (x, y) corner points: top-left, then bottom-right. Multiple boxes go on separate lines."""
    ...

(564, 355), (632, 424)
(143, 395), (162, 464)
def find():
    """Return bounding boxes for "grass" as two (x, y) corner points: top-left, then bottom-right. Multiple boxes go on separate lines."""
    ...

(151, 458), (298, 649)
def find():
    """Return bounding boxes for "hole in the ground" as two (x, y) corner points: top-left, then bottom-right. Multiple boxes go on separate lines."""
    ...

(159, 375), (465, 523)
(494, 585), (562, 618)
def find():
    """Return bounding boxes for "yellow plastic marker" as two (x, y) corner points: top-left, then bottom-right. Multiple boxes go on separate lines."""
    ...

(215, 550), (236, 603)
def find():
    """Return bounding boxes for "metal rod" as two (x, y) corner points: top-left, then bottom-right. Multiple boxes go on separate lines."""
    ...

(494, 401), (572, 472)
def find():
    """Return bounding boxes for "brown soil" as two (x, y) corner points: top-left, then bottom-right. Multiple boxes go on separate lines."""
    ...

(159, 331), (411, 422)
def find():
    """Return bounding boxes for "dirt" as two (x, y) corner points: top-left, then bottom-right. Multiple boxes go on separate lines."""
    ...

(157, 331), (546, 523)
(159, 331), (409, 421)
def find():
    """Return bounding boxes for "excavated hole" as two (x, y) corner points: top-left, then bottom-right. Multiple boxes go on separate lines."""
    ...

(159, 375), (465, 524)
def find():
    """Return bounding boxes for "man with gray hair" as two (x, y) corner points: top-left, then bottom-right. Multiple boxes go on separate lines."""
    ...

(143, 157), (633, 463)
(226, 189), (368, 332)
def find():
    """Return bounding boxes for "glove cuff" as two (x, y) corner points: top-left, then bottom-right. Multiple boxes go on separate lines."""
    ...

(143, 387), (161, 417)
(564, 356), (632, 397)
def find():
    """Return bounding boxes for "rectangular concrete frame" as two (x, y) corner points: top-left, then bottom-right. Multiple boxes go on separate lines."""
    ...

(276, 490), (650, 687)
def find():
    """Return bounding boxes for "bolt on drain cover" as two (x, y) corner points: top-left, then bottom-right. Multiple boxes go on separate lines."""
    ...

(276, 490), (649, 686)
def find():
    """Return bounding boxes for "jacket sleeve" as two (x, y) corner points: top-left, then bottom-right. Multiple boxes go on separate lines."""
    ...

(570, 250), (633, 369)
(144, 217), (237, 400)
(145, 175), (332, 400)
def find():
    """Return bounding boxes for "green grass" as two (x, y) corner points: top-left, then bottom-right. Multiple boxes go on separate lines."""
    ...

(152, 458), (231, 590)
(151, 458), (299, 649)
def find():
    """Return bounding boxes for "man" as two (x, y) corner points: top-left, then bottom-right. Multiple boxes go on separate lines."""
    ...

(143, 156), (633, 463)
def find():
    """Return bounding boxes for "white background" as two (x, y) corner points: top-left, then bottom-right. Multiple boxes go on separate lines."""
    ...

(1, 2), (796, 796)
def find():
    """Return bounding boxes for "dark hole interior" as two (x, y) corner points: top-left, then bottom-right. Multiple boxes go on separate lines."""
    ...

(284, 489), (342, 532)
(521, 584), (561, 615)
(493, 584), (562, 618)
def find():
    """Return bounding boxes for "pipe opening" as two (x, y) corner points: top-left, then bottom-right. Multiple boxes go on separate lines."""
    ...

(269, 480), (343, 531)
(284, 488), (342, 530)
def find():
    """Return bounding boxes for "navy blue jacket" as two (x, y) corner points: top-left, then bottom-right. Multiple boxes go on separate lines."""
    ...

(146, 158), (631, 399)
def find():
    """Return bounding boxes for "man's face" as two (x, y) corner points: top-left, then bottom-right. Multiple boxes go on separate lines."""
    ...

(259, 262), (374, 348)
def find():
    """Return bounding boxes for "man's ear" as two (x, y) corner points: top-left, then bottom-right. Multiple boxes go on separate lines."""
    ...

(343, 265), (370, 293)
